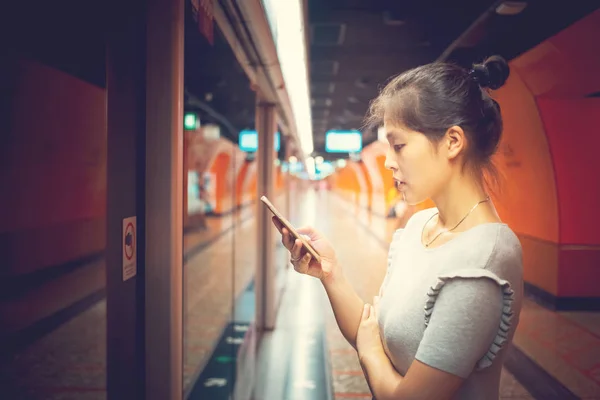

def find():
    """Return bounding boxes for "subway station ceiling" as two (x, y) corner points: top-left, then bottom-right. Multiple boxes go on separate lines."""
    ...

(306, 0), (600, 159)
(183, 0), (600, 159)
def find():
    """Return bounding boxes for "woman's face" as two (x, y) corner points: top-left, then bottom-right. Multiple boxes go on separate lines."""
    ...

(383, 120), (451, 205)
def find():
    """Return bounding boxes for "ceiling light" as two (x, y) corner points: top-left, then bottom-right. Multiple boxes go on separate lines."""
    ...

(383, 11), (405, 26)
(263, 0), (314, 155)
(495, 1), (527, 15)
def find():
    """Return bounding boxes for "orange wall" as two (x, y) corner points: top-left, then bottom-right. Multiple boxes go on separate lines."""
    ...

(242, 162), (258, 203)
(501, 9), (600, 299)
(536, 98), (600, 297)
(185, 137), (252, 216)
(0, 58), (107, 335)
(332, 164), (361, 203)
(0, 59), (107, 276)
(209, 152), (231, 214)
(492, 72), (560, 244)
(492, 70), (561, 295)
(357, 162), (373, 210)
(236, 161), (252, 207)
(510, 9), (600, 98)
(276, 165), (285, 192)
(536, 97), (600, 246)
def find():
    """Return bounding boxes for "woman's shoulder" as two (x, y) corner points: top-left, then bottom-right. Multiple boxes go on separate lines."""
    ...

(485, 224), (523, 284)
(439, 223), (523, 288)
(388, 207), (437, 245)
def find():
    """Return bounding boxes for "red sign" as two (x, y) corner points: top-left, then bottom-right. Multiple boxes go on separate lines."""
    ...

(124, 222), (135, 261)
(198, 0), (214, 45)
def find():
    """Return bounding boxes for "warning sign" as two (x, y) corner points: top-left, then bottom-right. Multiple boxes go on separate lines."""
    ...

(122, 216), (137, 281)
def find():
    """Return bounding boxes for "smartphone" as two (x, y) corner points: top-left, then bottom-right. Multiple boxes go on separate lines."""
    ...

(260, 195), (322, 264)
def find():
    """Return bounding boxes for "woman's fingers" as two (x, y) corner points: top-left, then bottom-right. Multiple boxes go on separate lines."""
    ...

(272, 217), (294, 249)
(272, 216), (283, 233)
(290, 239), (302, 260)
(278, 228), (295, 250)
(293, 253), (311, 274)
(296, 226), (320, 241)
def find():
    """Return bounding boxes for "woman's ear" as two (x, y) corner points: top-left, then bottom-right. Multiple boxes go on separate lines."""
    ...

(444, 125), (466, 160)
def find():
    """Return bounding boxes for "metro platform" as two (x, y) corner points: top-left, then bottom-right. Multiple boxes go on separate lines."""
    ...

(3, 188), (598, 399)
(254, 189), (600, 400)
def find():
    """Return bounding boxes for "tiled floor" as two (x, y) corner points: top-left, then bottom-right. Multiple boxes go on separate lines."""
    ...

(0, 300), (107, 400)
(0, 202), (262, 400)
(514, 301), (600, 399)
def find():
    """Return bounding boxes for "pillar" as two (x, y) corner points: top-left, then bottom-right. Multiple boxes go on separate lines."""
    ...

(255, 99), (277, 333)
(106, 0), (184, 398)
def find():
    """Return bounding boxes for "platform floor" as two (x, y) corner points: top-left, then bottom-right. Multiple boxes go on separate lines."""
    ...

(1, 189), (599, 399)
(257, 188), (600, 400)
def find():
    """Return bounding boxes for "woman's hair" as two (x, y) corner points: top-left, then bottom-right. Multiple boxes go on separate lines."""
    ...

(366, 55), (510, 191)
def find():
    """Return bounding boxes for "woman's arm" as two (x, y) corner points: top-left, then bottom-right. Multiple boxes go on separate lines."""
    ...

(321, 272), (365, 349)
(356, 303), (464, 400)
(360, 353), (463, 400)
(356, 277), (506, 399)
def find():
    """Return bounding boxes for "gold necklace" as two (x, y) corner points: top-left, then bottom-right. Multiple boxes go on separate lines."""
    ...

(422, 196), (491, 248)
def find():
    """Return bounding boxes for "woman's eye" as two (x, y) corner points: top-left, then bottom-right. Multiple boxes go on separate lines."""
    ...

(394, 144), (404, 152)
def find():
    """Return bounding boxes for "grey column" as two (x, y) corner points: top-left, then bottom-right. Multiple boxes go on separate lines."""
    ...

(144, 0), (185, 399)
(106, 0), (184, 399)
(284, 141), (292, 229)
(255, 99), (277, 333)
(106, 0), (147, 398)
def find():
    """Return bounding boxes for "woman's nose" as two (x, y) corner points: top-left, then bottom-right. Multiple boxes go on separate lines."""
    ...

(384, 154), (396, 171)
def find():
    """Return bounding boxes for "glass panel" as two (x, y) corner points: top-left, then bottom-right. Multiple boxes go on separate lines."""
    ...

(183, 2), (257, 398)
(0, 3), (107, 398)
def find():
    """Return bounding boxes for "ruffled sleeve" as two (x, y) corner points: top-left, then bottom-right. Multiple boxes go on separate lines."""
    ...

(417, 268), (515, 377)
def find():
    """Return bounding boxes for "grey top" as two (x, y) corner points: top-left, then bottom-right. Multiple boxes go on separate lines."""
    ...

(377, 208), (523, 400)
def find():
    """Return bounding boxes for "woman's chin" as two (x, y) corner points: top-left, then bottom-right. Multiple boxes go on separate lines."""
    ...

(403, 191), (427, 207)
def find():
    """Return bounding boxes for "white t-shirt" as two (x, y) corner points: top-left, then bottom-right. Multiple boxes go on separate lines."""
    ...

(378, 208), (524, 399)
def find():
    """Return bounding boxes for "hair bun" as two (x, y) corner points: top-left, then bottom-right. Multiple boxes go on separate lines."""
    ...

(471, 55), (510, 90)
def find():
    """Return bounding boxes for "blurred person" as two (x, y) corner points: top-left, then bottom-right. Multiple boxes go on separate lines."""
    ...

(272, 56), (522, 400)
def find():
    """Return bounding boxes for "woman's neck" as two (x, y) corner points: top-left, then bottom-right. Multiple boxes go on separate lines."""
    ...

(432, 173), (495, 230)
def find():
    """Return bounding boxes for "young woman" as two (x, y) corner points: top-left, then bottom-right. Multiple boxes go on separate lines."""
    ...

(272, 55), (523, 400)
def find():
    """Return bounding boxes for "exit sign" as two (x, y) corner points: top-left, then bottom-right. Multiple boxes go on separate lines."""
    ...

(184, 113), (199, 130)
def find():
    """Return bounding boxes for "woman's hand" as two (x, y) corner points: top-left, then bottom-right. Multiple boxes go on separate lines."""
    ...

(357, 296), (385, 363)
(271, 216), (339, 282)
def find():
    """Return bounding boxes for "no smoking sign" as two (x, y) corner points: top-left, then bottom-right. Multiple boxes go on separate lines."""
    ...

(122, 216), (137, 281)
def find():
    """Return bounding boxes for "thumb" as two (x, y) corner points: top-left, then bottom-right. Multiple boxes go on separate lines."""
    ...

(362, 303), (371, 320)
(296, 226), (321, 241)
(369, 305), (376, 320)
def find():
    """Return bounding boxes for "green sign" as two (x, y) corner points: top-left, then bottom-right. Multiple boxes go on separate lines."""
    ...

(184, 112), (199, 130)
(215, 355), (235, 364)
